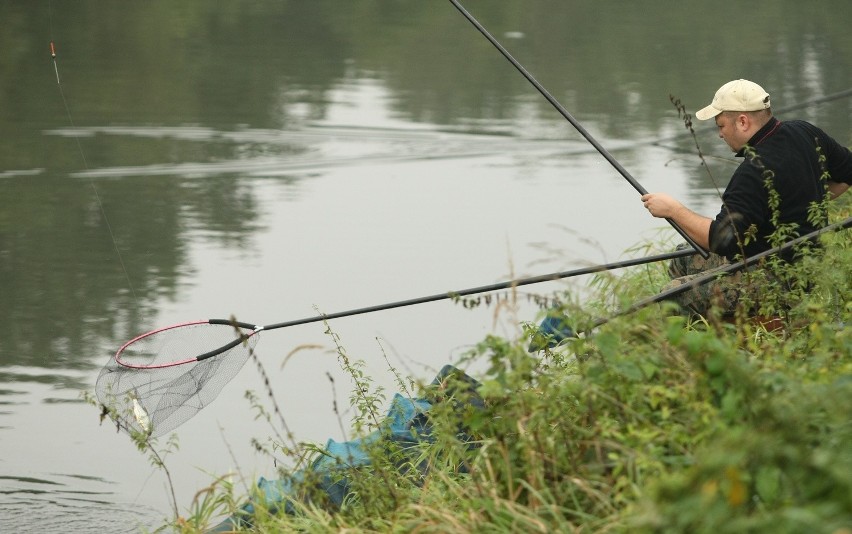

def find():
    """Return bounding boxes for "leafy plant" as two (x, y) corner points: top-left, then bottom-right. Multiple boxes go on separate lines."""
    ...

(100, 194), (850, 533)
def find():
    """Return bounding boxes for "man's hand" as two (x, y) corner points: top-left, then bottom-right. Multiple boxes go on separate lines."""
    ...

(640, 193), (712, 250)
(641, 193), (683, 218)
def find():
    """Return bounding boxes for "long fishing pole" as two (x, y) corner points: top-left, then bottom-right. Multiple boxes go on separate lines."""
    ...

(652, 86), (852, 153)
(448, 0), (710, 259)
(97, 247), (695, 437)
(225, 247), (697, 335)
(581, 216), (852, 332)
(132, 247), (698, 364)
(155, 248), (691, 362)
(100, 217), (851, 436)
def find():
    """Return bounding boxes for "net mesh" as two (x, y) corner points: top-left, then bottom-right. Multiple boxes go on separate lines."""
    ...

(96, 322), (259, 438)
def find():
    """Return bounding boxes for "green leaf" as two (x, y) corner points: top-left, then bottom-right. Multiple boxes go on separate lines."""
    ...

(613, 359), (644, 382)
(755, 466), (781, 504)
(705, 352), (726, 375)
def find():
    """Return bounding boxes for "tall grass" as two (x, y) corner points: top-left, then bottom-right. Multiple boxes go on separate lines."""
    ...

(131, 195), (850, 533)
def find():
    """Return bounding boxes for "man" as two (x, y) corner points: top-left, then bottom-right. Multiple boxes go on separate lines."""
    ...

(641, 79), (851, 316)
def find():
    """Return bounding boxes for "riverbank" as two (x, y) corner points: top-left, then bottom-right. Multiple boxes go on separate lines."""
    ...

(147, 199), (850, 533)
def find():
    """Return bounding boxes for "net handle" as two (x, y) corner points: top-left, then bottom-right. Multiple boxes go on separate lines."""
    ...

(113, 249), (696, 367)
(114, 319), (262, 368)
(205, 216), (852, 347)
(196, 320), (263, 361)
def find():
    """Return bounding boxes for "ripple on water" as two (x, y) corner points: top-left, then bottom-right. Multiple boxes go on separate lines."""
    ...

(0, 473), (162, 534)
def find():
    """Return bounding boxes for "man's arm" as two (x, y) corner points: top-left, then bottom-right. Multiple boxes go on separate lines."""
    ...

(827, 181), (849, 199)
(640, 193), (711, 249)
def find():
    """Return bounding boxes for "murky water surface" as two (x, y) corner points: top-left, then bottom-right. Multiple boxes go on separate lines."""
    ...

(1, 1), (850, 531)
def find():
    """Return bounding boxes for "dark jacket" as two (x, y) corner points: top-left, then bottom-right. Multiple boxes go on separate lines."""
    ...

(709, 118), (852, 260)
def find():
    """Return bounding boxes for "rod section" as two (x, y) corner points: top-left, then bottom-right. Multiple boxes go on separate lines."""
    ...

(448, 0), (709, 257)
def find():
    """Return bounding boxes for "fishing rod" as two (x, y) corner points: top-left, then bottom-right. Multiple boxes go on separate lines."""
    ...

(769, 87), (852, 115)
(99, 216), (852, 436)
(532, 216), (852, 350)
(652, 86), (852, 153)
(582, 216), (852, 333)
(448, 0), (709, 259)
(96, 247), (695, 437)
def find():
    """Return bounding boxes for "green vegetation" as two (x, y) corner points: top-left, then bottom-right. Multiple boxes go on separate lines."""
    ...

(139, 196), (850, 533)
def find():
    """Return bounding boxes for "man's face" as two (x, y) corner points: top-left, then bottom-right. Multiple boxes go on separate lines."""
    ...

(714, 113), (745, 152)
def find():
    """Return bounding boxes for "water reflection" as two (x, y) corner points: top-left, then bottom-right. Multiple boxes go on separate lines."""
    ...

(0, 472), (159, 534)
(50, 124), (586, 180)
(1, 0), (850, 530)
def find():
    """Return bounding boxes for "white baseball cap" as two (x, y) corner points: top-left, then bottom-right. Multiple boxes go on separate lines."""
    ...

(694, 79), (771, 121)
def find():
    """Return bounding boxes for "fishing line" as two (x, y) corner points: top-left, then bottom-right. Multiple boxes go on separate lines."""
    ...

(47, 2), (172, 510)
(48, 4), (138, 304)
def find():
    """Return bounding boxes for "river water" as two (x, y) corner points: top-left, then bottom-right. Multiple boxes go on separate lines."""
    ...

(1, 1), (850, 531)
